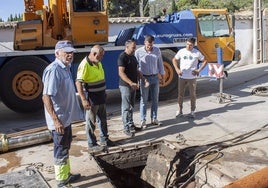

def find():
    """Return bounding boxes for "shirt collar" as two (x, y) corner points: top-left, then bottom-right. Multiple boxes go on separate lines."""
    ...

(55, 58), (70, 69)
(144, 46), (153, 53)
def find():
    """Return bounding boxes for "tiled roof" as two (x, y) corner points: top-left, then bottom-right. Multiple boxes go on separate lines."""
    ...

(109, 17), (153, 23)
(0, 22), (17, 29)
(0, 17), (154, 28)
(235, 14), (253, 20)
(234, 10), (253, 20)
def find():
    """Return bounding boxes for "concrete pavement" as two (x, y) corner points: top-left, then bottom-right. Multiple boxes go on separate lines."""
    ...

(0, 63), (268, 187)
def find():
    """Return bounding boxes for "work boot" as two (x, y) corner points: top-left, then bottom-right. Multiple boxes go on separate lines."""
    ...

(57, 183), (79, 188)
(66, 173), (81, 183)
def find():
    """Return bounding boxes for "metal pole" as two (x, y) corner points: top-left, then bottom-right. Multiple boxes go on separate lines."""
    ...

(216, 47), (231, 103)
(217, 48), (223, 94)
(0, 130), (52, 153)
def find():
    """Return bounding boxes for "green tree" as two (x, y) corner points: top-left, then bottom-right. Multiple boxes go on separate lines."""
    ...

(141, 0), (149, 16)
(107, 0), (149, 17)
(8, 14), (14, 22)
(176, 0), (199, 10)
(198, 0), (213, 9)
(109, 0), (255, 17)
(211, 0), (252, 12)
(14, 14), (18, 21)
(174, 0), (254, 12)
(171, 0), (178, 12)
(150, 0), (172, 16)
(144, 2), (150, 17)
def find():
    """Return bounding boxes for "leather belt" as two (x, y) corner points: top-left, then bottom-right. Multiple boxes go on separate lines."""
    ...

(143, 74), (158, 77)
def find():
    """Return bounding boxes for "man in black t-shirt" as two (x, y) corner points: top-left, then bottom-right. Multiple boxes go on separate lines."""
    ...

(118, 39), (149, 137)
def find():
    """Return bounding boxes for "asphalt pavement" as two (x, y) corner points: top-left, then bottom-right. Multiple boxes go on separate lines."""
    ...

(0, 63), (268, 187)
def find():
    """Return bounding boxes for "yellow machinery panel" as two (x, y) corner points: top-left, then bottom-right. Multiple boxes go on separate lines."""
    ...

(14, 20), (43, 50)
(69, 0), (109, 45)
(70, 12), (108, 45)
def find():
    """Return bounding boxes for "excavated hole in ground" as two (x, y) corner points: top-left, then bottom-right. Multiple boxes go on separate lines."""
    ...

(94, 141), (196, 188)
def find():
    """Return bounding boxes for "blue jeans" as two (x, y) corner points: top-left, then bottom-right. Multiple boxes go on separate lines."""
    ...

(119, 85), (136, 131)
(140, 75), (159, 121)
(85, 104), (108, 147)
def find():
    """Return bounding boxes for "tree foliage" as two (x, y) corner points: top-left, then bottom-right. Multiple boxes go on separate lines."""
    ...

(107, 0), (149, 17)
(148, 0), (256, 16)
(7, 14), (23, 22)
(171, 0), (178, 12)
(175, 0), (253, 13)
(210, 0), (253, 12)
(176, 0), (199, 10)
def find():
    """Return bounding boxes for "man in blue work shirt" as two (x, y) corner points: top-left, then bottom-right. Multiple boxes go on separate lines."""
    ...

(135, 35), (165, 128)
(42, 40), (83, 188)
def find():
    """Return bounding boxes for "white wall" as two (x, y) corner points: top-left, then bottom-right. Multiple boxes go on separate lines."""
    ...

(235, 19), (253, 66)
(0, 28), (14, 42)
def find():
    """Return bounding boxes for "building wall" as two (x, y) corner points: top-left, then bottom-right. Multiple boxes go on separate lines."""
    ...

(0, 28), (14, 42)
(235, 18), (253, 66)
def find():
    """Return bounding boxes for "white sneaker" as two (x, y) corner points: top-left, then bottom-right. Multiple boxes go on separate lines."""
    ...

(189, 111), (195, 118)
(176, 111), (183, 117)
(141, 120), (147, 129)
(151, 119), (162, 126)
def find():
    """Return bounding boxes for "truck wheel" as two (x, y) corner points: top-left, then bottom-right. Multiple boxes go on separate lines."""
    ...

(0, 56), (49, 113)
(159, 49), (177, 100)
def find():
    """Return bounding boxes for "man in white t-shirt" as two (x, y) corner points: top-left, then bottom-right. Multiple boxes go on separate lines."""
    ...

(172, 37), (207, 118)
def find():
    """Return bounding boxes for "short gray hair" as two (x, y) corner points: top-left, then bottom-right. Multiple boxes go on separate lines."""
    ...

(91, 45), (104, 54)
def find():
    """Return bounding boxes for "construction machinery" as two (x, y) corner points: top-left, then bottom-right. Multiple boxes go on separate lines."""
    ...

(15, 0), (108, 50)
(0, 0), (240, 113)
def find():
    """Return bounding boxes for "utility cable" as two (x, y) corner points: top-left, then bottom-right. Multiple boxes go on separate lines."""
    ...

(164, 123), (268, 188)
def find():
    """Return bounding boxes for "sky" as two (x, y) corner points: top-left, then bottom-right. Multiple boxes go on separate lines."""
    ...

(1, 0), (24, 21)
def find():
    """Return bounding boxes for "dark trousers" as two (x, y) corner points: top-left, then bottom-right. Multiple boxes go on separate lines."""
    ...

(52, 125), (72, 184)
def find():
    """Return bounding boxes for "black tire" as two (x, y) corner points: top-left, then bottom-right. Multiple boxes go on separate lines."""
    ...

(159, 49), (177, 100)
(0, 56), (49, 113)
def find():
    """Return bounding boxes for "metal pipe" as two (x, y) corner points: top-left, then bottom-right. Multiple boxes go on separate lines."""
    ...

(0, 130), (52, 153)
(217, 48), (223, 94)
(224, 167), (268, 188)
